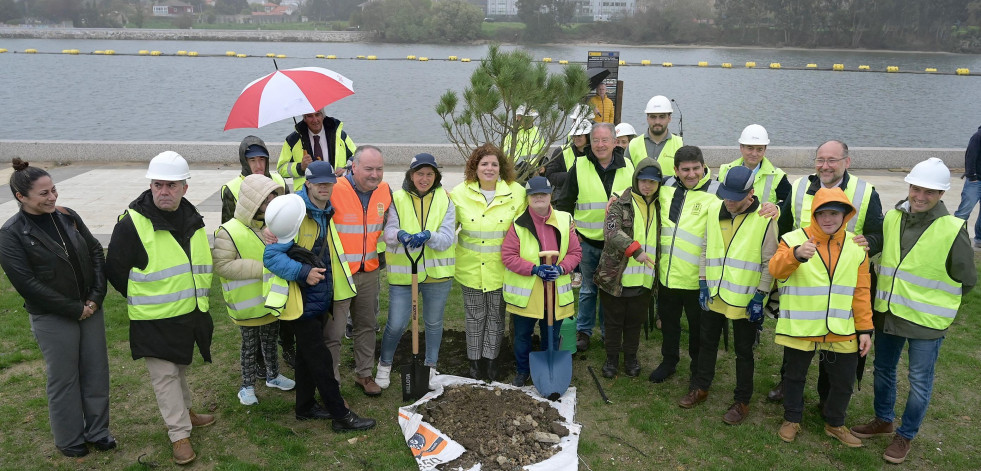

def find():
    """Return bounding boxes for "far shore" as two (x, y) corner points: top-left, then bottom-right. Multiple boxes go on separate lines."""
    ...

(0, 26), (968, 55)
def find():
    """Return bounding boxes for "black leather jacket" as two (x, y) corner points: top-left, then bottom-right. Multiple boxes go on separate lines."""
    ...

(0, 208), (106, 318)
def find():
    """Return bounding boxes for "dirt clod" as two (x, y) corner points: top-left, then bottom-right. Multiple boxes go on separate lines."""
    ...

(422, 385), (569, 470)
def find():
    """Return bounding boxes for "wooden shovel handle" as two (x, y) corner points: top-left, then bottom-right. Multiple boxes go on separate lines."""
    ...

(541, 252), (557, 328)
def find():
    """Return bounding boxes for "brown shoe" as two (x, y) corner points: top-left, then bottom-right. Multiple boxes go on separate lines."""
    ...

(678, 388), (708, 409)
(767, 380), (785, 403)
(576, 332), (590, 352)
(778, 421), (801, 443)
(172, 438), (196, 465)
(883, 434), (912, 464)
(188, 409), (215, 428)
(850, 417), (895, 438)
(355, 376), (382, 396)
(825, 424), (863, 447)
(722, 402), (749, 425)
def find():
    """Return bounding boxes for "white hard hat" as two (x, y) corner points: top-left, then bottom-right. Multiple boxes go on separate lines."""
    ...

(615, 122), (637, 138)
(570, 103), (595, 121)
(644, 95), (673, 114)
(515, 105), (538, 118)
(146, 151), (191, 180)
(904, 157), (951, 191)
(571, 119), (592, 136)
(265, 194), (306, 243)
(738, 124), (770, 146)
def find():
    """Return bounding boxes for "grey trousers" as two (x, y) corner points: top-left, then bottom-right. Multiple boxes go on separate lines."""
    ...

(462, 286), (505, 360)
(145, 357), (193, 442)
(324, 269), (381, 380)
(29, 309), (111, 449)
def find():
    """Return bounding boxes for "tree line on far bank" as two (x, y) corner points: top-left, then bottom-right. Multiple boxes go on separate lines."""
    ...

(2, 0), (979, 52)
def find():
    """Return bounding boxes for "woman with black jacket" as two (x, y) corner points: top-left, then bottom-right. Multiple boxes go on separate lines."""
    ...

(0, 158), (114, 458)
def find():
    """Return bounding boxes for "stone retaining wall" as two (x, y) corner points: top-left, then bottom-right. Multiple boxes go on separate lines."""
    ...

(0, 27), (375, 42)
(0, 140), (964, 170)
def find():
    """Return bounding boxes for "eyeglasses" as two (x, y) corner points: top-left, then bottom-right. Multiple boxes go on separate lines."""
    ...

(814, 157), (846, 166)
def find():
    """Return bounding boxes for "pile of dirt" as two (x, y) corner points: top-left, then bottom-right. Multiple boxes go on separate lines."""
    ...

(417, 384), (571, 470)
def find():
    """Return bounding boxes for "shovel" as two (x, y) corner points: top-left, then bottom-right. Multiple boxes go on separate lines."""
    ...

(529, 251), (573, 400)
(401, 241), (431, 402)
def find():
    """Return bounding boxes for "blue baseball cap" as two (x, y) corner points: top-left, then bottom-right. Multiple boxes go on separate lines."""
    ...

(244, 144), (269, 159)
(305, 160), (337, 184)
(525, 176), (553, 195)
(636, 166), (662, 182)
(717, 165), (754, 201)
(409, 153), (439, 170)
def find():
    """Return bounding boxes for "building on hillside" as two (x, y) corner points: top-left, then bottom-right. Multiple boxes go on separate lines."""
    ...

(485, 0), (634, 20)
(251, 3), (299, 23)
(152, 0), (193, 16)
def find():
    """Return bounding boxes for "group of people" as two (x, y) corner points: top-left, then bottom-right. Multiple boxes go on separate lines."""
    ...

(0, 99), (976, 466)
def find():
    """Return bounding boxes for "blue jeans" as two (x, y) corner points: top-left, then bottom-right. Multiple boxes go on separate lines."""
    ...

(872, 331), (944, 440)
(953, 179), (981, 242)
(513, 315), (563, 375)
(378, 280), (452, 368)
(576, 241), (604, 337)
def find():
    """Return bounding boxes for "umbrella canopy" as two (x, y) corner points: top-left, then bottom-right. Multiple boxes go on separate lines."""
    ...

(224, 67), (354, 131)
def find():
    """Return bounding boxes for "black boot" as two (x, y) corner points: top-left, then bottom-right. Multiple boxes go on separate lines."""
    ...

(624, 355), (641, 377)
(601, 355), (618, 378)
(486, 358), (499, 382)
(469, 360), (481, 380)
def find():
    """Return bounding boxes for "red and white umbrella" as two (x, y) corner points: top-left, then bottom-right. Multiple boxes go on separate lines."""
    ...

(224, 67), (355, 131)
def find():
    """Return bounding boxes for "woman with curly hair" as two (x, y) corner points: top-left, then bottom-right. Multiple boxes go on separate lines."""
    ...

(450, 144), (526, 381)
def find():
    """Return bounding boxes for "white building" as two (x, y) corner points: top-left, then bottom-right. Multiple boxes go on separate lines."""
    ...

(485, 0), (635, 21)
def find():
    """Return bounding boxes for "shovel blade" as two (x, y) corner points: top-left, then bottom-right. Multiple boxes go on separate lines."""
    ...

(401, 356), (431, 402)
(529, 349), (572, 399)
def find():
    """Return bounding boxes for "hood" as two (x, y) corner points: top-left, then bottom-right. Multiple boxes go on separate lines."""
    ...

(238, 135), (272, 178)
(234, 174), (285, 225)
(806, 187), (855, 241)
(296, 187), (335, 221)
(402, 165), (443, 197)
(631, 157), (661, 196)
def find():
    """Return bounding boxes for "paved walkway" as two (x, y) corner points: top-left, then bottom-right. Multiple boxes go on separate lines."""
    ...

(1, 162), (977, 245)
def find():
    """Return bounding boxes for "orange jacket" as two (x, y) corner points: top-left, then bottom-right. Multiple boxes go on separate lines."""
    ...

(770, 187), (873, 343)
(330, 177), (392, 274)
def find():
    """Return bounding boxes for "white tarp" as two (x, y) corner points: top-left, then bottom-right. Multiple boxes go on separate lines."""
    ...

(396, 374), (581, 471)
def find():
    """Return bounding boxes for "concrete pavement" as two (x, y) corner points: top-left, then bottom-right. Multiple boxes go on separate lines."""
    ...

(1, 161), (978, 245)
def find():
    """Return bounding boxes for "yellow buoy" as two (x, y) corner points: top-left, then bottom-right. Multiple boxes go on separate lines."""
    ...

(316, 54), (326, 59)
(367, 55), (377, 60)
(0, 48), (7, 53)
(887, 66), (899, 73)
(357, 54), (365, 59)
(858, 65), (870, 70)
(225, 51), (236, 56)
(832, 64), (845, 71)
(925, 67), (937, 72)
(641, 59), (651, 66)
(24, 48), (37, 53)
(558, 60), (568, 64)
(139, 50), (149, 55)
(61, 49), (70, 54)
(956, 68), (970, 75)
(266, 53), (275, 57)
(104, 49), (115, 55)
(769, 63), (781, 69)
(745, 61), (756, 68)
(542, 57), (552, 63)
(327, 54), (337, 59)
(177, 50), (187, 56)
(461, 58), (471, 62)
(150, 50), (162, 56)
(619, 59), (626, 66)
(661, 62), (673, 67)
(721, 62), (732, 68)
(188, 51), (198, 57)
(236, 53), (247, 58)
(697, 61), (708, 67)
(419, 57), (429, 61)
(449, 55), (458, 61)
(94, 50), (104, 55)
(806, 63), (818, 68)
(406, 55), (416, 60)
(276, 54), (286, 59)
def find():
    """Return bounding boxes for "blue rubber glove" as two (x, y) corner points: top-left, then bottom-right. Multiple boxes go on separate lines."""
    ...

(747, 291), (766, 324)
(698, 280), (712, 311)
(540, 265), (560, 282)
(411, 230), (431, 248)
(397, 230), (413, 247)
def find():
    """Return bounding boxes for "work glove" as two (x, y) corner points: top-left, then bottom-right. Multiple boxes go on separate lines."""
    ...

(532, 265), (560, 282)
(747, 291), (766, 324)
(410, 230), (432, 248)
(551, 265), (564, 276)
(698, 280), (712, 312)
(397, 230), (414, 247)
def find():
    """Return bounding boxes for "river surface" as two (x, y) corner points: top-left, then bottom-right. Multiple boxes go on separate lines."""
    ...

(1, 39), (980, 148)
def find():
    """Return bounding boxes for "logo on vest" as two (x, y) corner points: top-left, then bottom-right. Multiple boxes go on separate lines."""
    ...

(377, 202), (385, 218)
(691, 202), (702, 215)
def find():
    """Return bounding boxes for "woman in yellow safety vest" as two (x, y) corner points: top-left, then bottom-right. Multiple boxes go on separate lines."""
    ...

(450, 143), (527, 382)
(769, 187), (873, 447)
(375, 153), (457, 389)
(501, 176), (582, 387)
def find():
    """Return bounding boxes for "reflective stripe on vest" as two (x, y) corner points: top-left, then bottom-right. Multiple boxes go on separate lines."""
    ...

(126, 211), (211, 320)
(791, 176), (872, 233)
(775, 229), (863, 337)
(573, 156), (633, 240)
(627, 133), (684, 176)
(621, 197), (658, 289)
(874, 211), (963, 330)
(216, 220), (278, 321)
(330, 178), (391, 274)
(386, 189), (456, 284)
(452, 180), (525, 291)
(704, 202), (771, 307)
(658, 176), (719, 290)
(502, 211), (574, 309)
(718, 157), (786, 204)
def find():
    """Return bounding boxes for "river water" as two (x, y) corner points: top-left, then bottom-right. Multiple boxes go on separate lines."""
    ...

(1, 39), (980, 148)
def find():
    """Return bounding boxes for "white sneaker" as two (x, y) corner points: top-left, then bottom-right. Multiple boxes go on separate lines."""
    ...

(265, 374), (296, 391)
(376, 363), (392, 389)
(238, 386), (258, 405)
(429, 367), (438, 383)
